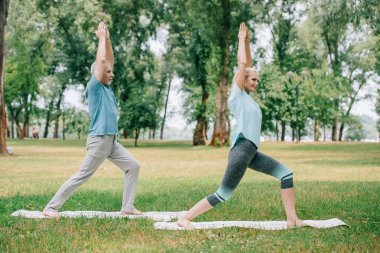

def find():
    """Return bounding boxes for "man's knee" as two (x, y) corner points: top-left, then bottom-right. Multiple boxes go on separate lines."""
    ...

(129, 160), (140, 173)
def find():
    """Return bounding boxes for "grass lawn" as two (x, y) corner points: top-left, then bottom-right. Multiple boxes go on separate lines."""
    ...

(1, 139), (379, 252)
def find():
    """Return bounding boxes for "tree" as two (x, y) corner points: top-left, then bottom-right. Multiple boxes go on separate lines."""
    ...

(123, 95), (158, 147)
(100, 0), (163, 139)
(255, 64), (287, 140)
(0, 0), (10, 155)
(165, 0), (213, 145)
(356, 0), (380, 75)
(5, 0), (48, 139)
(310, 0), (352, 141)
(157, 53), (175, 140)
(37, 0), (109, 138)
(166, 0), (257, 146)
(266, 0), (302, 141)
(292, 18), (332, 141)
(338, 35), (377, 140)
(345, 115), (365, 141)
(63, 107), (89, 139)
(376, 89), (380, 141)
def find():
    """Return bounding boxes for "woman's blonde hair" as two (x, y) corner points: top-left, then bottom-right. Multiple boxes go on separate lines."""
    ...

(232, 67), (258, 85)
(245, 67), (258, 77)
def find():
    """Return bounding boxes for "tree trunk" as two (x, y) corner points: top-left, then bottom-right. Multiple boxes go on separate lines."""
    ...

(291, 126), (295, 142)
(23, 122), (29, 138)
(0, 0), (9, 155)
(314, 120), (319, 142)
(54, 116), (60, 139)
(23, 97), (30, 139)
(323, 123), (326, 142)
(160, 76), (172, 140)
(193, 86), (209, 146)
(281, 121), (286, 141)
(13, 107), (24, 138)
(193, 119), (207, 146)
(297, 127), (301, 143)
(276, 121), (279, 141)
(210, 0), (230, 146)
(53, 88), (64, 139)
(134, 129), (139, 147)
(205, 121), (209, 140)
(43, 101), (53, 138)
(62, 104), (65, 140)
(16, 122), (24, 139)
(338, 82), (364, 141)
(193, 81), (209, 145)
(10, 111), (14, 138)
(210, 83), (229, 146)
(123, 129), (128, 139)
(338, 122), (345, 141)
(332, 118), (338, 141)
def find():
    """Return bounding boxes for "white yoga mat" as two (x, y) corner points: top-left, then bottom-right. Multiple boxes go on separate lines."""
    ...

(154, 218), (348, 230)
(11, 210), (187, 222)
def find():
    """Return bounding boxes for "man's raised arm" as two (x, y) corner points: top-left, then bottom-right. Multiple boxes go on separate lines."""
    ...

(94, 22), (107, 82)
(105, 25), (114, 68)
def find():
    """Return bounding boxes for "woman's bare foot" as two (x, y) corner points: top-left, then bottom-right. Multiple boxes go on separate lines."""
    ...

(287, 218), (306, 228)
(177, 217), (195, 230)
(121, 208), (143, 216)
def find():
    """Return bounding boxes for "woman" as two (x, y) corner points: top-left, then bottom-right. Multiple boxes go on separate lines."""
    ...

(177, 22), (304, 229)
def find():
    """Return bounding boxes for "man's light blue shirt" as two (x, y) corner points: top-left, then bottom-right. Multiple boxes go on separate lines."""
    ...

(228, 82), (262, 148)
(85, 75), (118, 136)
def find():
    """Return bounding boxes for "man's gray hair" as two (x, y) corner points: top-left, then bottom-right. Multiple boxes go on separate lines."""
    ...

(91, 62), (96, 75)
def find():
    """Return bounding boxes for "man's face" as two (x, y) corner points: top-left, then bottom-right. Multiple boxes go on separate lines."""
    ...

(102, 62), (114, 85)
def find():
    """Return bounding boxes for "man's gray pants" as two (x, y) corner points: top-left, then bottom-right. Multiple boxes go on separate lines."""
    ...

(44, 135), (140, 212)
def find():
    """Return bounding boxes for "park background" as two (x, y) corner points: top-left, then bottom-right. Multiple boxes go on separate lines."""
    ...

(0, 0), (379, 252)
(0, 0), (379, 147)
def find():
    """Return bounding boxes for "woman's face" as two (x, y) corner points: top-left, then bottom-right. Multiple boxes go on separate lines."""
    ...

(244, 72), (259, 93)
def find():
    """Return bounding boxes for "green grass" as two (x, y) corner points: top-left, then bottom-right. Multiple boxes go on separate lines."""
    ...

(1, 139), (380, 252)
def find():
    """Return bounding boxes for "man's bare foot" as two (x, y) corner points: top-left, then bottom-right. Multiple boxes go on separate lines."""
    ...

(177, 217), (195, 230)
(121, 209), (143, 216)
(42, 210), (59, 218)
(287, 218), (306, 228)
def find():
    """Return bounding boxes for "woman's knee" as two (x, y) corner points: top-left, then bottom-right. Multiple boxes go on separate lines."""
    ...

(206, 187), (233, 207)
(268, 161), (294, 187)
(280, 168), (294, 189)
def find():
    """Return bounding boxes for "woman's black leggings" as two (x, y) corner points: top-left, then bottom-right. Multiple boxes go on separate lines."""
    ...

(206, 138), (294, 206)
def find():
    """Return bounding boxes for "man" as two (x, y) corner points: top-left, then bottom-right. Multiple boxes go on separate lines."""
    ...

(42, 22), (142, 217)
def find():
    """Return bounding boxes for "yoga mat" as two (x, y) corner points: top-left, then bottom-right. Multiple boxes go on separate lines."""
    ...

(154, 218), (348, 230)
(11, 209), (187, 222)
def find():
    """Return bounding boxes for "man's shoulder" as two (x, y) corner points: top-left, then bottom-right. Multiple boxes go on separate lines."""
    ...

(88, 75), (103, 86)
(86, 76), (103, 93)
